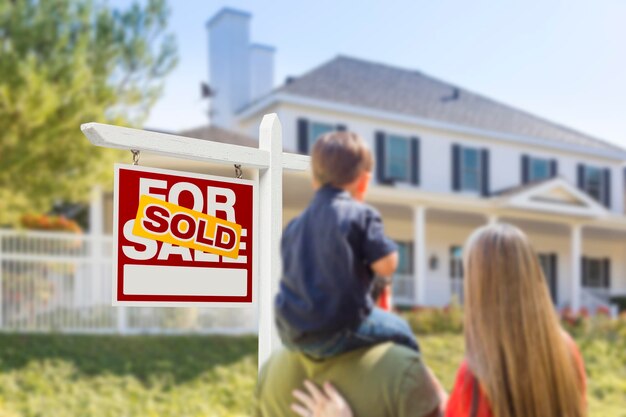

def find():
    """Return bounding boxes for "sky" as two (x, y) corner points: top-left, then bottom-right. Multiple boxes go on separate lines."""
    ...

(125, 0), (626, 148)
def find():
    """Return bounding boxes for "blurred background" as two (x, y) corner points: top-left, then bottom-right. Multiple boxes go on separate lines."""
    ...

(0, 1), (625, 416)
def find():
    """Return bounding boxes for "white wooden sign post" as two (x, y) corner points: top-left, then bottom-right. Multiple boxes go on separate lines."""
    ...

(81, 113), (310, 370)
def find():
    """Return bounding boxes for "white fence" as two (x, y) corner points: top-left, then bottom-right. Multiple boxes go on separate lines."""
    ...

(0, 230), (257, 334)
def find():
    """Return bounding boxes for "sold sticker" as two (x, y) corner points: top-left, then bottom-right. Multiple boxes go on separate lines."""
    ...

(133, 195), (242, 259)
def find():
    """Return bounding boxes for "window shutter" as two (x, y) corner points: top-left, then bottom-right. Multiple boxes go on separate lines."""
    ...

(408, 242), (414, 274)
(577, 164), (585, 189)
(550, 159), (558, 178)
(581, 256), (588, 287)
(452, 144), (461, 191)
(481, 148), (490, 197)
(603, 258), (611, 289)
(375, 132), (387, 184)
(297, 118), (309, 154)
(410, 137), (420, 186)
(521, 155), (530, 184)
(336, 124), (347, 132)
(550, 253), (558, 301)
(603, 168), (611, 208)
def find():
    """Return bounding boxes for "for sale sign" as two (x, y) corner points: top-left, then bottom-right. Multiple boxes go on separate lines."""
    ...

(113, 164), (255, 306)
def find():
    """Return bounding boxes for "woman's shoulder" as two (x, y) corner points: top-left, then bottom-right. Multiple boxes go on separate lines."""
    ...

(561, 329), (587, 392)
(445, 360), (493, 417)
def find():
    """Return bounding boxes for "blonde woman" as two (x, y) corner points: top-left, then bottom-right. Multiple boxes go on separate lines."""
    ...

(292, 224), (587, 417)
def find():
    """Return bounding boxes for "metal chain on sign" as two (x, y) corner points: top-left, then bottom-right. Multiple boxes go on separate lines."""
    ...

(234, 164), (243, 179)
(131, 149), (140, 166)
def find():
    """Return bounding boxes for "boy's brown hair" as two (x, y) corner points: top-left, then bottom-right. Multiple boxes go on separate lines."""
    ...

(311, 131), (374, 187)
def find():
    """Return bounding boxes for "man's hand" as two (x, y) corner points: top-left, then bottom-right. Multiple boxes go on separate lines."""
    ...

(371, 251), (398, 278)
(292, 381), (353, 417)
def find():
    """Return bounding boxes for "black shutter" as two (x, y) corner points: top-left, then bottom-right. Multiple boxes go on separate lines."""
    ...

(581, 257), (588, 287)
(549, 253), (558, 302)
(408, 242), (414, 274)
(577, 164), (585, 189)
(550, 159), (558, 178)
(521, 155), (530, 184)
(603, 258), (611, 289)
(603, 168), (611, 208)
(410, 137), (420, 186)
(336, 124), (347, 132)
(452, 144), (461, 191)
(297, 118), (309, 154)
(481, 148), (490, 197)
(375, 132), (387, 184)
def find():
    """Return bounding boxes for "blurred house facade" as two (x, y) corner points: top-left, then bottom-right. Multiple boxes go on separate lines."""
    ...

(102, 8), (626, 314)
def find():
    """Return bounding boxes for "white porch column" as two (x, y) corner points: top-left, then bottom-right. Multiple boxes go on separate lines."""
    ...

(486, 214), (498, 225)
(413, 206), (427, 306)
(570, 224), (582, 313)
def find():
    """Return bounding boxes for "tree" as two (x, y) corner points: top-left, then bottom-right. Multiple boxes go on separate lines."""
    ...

(0, 0), (177, 226)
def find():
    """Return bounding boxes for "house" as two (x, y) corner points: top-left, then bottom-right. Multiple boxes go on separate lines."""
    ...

(105, 8), (626, 313)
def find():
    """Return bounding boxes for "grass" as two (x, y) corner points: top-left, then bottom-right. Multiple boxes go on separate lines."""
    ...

(0, 332), (623, 416)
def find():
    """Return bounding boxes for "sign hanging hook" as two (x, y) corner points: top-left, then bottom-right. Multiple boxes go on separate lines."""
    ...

(234, 164), (243, 179)
(131, 149), (140, 166)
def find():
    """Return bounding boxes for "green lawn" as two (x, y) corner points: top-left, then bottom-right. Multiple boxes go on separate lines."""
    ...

(0, 333), (623, 416)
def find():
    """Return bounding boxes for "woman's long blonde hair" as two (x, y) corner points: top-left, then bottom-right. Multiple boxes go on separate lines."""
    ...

(464, 224), (585, 417)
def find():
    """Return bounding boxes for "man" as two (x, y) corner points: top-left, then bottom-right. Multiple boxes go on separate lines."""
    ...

(256, 342), (443, 417)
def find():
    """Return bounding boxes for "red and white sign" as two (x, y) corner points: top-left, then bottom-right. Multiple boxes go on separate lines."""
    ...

(112, 164), (256, 306)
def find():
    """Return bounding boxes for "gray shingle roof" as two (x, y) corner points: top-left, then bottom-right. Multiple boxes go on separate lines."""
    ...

(277, 55), (624, 154)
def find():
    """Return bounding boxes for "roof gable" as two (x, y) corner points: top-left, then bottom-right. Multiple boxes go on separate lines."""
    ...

(495, 177), (608, 218)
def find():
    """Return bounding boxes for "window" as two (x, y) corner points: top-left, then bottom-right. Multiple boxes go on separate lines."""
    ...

(385, 135), (412, 182)
(538, 253), (557, 303)
(450, 246), (463, 278)
(452, 145), (489, 195)
(450, 246), (464, 302)
(396, 242), (412, 274)
(582, 258), (609, 289)
(529, 158), (550, 182)
(461, 147), (481, 191)
(583, 166), (604, 202)
(538, 254), (553, 280)
(309, 122), (335, 149)
(392, 242), (413, 303)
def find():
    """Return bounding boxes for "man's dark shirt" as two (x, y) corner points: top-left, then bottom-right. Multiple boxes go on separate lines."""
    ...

(275, 185), (397, 343)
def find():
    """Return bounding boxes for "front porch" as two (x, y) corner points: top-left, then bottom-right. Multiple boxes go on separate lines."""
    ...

(283, 174), (626, 313)
(381, 207), (626, 313)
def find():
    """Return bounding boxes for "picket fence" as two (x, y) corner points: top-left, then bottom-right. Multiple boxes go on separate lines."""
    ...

(0, 230), (257, 334)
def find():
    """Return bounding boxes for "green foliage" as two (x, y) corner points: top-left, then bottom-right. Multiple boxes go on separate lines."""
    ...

(0, 334), (257, 417)
(0, 331), (623, 416)
(399, 302), (464, 335)
(0, 0), (177, 225)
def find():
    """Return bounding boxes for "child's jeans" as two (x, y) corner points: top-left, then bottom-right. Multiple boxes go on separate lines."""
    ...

(282, 307), (419, 359)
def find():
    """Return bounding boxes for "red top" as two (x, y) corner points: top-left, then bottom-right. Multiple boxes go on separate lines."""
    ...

(445, 335), (586, 417)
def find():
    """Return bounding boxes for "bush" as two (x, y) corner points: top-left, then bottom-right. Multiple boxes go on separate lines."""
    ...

(20, 213), (82, 233)
(401, 303), (626, 339)
(400, 301), (463, 335)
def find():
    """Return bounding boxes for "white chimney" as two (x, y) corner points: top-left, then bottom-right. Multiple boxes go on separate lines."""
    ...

(250, 44), (275, 102)
(207, 8), (251, 128)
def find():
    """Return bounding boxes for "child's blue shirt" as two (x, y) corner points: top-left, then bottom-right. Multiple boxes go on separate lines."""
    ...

(275, 185), (397, 343)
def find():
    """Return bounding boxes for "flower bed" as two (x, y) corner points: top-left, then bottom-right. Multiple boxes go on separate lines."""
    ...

(20, 213), (82, 233)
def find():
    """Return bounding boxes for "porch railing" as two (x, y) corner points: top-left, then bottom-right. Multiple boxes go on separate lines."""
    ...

(581, 287), (619, 317)
(0, 230), (257, 334)
(392, 273), (415, 306)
